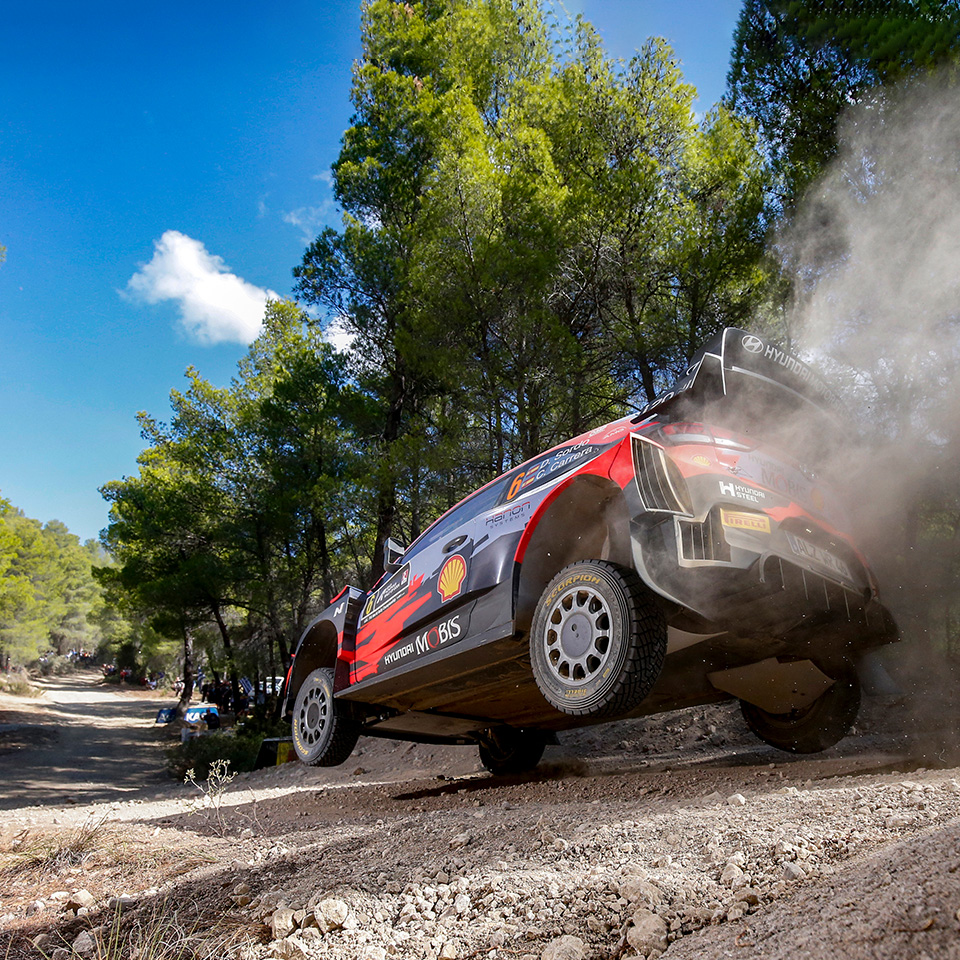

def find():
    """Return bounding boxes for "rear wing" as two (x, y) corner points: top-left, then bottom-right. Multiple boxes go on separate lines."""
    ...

(635, 329), (842, 422)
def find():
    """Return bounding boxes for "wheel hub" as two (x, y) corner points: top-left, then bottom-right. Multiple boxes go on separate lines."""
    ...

(544, 585), (612, 684)
(298, 685), (329, 745)
(560, 612), (592, 658)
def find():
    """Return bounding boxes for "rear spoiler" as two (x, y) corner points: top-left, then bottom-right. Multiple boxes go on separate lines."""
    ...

(635, 329), (843, 420)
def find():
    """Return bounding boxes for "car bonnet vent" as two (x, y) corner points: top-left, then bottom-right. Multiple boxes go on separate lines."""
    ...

(632, 435), (693, 515)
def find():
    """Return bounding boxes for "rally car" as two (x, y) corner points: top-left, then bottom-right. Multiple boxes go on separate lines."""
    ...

(282, 328), (898, 774)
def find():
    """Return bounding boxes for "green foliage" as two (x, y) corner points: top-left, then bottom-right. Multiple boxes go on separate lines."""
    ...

(0, 494), (114, 668)
(727, 0), (960, 201)
(100, 301), (368, 690)
(295, 0), (775, 562)
(168, 733), (262, 781)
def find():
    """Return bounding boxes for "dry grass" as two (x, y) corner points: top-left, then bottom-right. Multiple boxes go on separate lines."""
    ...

(0, 676), (41, 698)
(2, 817), (111, 875)
(0, 821), (238, 960)
(38, 903), (259, 959)
(0, 819), (216, 887)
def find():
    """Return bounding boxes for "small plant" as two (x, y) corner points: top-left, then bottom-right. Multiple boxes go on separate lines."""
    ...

(39, 901), (252, 960)
(5, 817), (109, 873)
(0, 675), (40, 697)
(166, 724), (270, 780)
(184, 760), (235, 837)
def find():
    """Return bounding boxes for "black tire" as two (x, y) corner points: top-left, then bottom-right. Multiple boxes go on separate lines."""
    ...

(529, 560), (667, 719)
(478, 727), (546, 776)
(291, 667), (360, 766)
(740, 667), (861, 754)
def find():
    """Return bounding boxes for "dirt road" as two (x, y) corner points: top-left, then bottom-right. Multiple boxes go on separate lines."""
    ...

(3, 673), (960, 959)
(0, 672), (170, 809)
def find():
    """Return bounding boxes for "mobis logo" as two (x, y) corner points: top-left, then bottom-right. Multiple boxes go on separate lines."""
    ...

(414, 615), (462, 654)
(382, 615), (463, 668)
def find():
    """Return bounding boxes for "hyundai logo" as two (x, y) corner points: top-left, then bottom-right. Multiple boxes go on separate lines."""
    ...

(741, 335), (764, 354)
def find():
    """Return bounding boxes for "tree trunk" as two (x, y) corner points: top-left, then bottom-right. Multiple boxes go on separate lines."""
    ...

(211, 602), (242, 713)
(371, 358), (407, 583)
(176, 625), (195, 718)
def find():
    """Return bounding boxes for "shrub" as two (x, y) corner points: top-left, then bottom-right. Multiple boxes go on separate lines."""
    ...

(166, 730), (263, 781)
(33, 654), (74, 677)
(0, 671), (40, 697)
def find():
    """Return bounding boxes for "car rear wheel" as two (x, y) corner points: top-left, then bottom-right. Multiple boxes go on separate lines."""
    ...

(291, 667), (360, 766)
(478, 727), (546, 776)
(530, 560), (667, 719)
(740, 666), (861, 754)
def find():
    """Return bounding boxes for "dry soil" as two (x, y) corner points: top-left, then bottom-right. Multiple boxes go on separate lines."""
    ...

(2, 669), (960, 960)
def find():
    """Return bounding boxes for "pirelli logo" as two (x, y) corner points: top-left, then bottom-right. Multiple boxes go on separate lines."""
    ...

(720, 509), (771, 534)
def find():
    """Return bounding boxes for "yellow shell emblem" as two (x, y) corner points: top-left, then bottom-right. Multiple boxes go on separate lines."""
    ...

(438, 555), (467, 602)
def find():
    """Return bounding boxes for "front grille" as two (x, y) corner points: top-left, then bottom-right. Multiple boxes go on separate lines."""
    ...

(632, 435), (692, 514)
(678, 510), (732, 563)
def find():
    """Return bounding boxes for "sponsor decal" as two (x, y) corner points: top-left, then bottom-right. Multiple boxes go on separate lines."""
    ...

(486, 500), (532, 529)
(547, 573), (602, 603)
(692, 455), (711, 468)
(360, 563), (411, 624)
(381, 614), (463, 670)
(756, 342), (843, 411)
(720, 509), (771, 534)
(741, 334), (764, 354)
(334, 601), (345, 616)
(718, 480), (767, 505)
(438, 555), (467, 602)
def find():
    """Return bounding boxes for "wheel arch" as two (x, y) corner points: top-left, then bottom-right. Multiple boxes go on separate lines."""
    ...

(287, 618), (339, 711)
(514, 474), (634, 635)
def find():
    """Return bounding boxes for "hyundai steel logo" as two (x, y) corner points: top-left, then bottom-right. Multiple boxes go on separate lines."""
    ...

(741, 335), (764, 354)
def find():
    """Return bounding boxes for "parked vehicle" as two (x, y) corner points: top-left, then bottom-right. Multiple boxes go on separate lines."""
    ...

(282, 328), (898, 773)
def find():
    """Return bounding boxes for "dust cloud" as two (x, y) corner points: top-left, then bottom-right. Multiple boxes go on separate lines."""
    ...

(771, 74), (960, 734)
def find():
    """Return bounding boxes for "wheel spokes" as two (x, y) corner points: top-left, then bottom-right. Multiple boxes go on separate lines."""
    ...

(298, 685), (329, 745)
(544, 586), (613, 684)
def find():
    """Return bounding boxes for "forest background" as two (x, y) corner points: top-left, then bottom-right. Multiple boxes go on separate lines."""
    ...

(3, 0), (960, 710)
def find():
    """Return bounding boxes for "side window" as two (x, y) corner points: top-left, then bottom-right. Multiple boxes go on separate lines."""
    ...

(404, 477), (509, 561)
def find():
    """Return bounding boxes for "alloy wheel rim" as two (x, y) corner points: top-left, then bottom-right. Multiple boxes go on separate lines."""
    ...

(298, 682), (329, 746)
(543, 585), (613, 685)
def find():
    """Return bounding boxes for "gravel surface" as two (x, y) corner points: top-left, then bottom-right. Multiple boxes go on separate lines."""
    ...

(2, 669), (960, 959)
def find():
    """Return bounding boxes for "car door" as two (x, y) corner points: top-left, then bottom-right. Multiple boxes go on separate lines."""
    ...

(350, 485), (501, 684)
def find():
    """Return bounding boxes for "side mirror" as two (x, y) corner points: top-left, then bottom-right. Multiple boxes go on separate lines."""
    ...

(384, 537), (406, 572)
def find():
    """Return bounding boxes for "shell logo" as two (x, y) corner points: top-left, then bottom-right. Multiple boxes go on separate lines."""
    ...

(693, 455), (710, 467)
(438, 555), (467, 602)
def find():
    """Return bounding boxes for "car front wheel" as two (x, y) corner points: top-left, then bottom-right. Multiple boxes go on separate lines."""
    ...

(530, 560), (667, 719)
(740, 666), (861, 754)
(291, 667), (360, 766)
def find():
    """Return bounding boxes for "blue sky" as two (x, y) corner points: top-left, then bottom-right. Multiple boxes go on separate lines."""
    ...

(0, 0), (743, 543)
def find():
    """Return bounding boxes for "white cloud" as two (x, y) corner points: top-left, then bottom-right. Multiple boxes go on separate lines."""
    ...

(324, 315), (355, 353)
(282, 201), (336, 242)
(126, 230), (279, 345)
